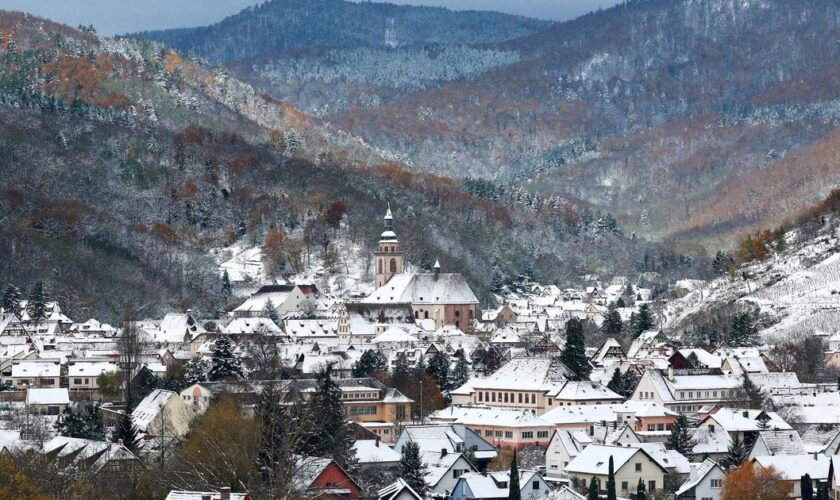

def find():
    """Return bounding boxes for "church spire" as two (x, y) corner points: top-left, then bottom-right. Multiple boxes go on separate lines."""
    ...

(384, 203), (393, 232)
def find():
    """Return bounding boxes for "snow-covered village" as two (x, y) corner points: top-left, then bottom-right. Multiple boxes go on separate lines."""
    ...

(5, 201), (840, 500)
(9, 1), (840, 499)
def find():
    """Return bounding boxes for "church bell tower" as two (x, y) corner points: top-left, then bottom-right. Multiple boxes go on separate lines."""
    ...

(374, 204), (405, 288)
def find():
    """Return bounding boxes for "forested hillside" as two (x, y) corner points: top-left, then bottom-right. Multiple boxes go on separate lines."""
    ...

(0, 11), (704, 322)
(134, 0), (549, 63)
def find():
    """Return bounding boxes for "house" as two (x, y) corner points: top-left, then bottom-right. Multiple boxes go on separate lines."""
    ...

(427, 406), (553, 448)
(829, 456), (840, 500)
(289, 377), (413, 424)
(221, 317), (282, 337)
(378, 478), (423, 500)
(68, 361), (118, 391)
(631, 369), (743, 413)
(753, 454), (829, 498)
(25, 387), (69, 415)
(551, 381), (624, 406)
(292, 455), (361, 498)
(691, 427), (732, 462)
(11, 360), (61, 389)
(42, 436), (141, 476)
(284, 319), (339, 341)
(545, 429), (585, 480)
(353, 439), (401, 472)
(132, 389), (193, 438)
(136, 311), (207, 346)
(451, 470), (551, 500)
(675, 459), (725, 500)
(341, 302), (416, 339)
(747, 429), (806, 460)
(590, 338), (627, 367)
(564, 444), (668, 497)
(233, 284), (320, 319)
(180, 383), (214, 416)
(698, 408), (792, 443)
(394, 424), (497, 470)
(420, 450), (476, 497)
(450, 356), (574, 414)
(165, 489), (247, 500)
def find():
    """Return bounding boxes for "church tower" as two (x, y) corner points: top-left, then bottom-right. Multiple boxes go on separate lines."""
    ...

(374, 205), (405, 288)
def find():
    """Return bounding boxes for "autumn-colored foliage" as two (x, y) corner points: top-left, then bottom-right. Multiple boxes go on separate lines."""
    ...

(0, 456), (48, 500)
(324, 200), (347, 230)
(262, 227), (303, 275)
(44, 55), (131, 109)
(231, 154), (260, 174)
(721, 462), (791, 500)
(151, 223), (179, 243)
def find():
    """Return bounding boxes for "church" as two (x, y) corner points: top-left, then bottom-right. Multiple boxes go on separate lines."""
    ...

(361, 206), (480, 332)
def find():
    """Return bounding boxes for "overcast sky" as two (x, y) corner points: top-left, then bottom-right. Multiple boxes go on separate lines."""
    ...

(1, 0), (624, 35)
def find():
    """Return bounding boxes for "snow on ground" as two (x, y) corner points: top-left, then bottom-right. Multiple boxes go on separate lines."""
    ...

(661, 225), (840, 342)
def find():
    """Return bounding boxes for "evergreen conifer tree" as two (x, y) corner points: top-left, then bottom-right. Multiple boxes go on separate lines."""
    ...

(400, 441), (428, 497)
(606, 455), (617, 500)
(351, 349), (387, 378)
(26, 281), (49, 327)
(208, 334), (244, 380)
(817, 483), (829, 500)
(221, 270), (232, 298)
(1, 284), (23, 319)
(607, 368), (623, 396)
(426, 351), (450, 391)
(508, 449), (521, 500)
(740, 376), (765, 409)
(450, 357), (470, 390)
(602, 305), (623, 336)
(634, 478), (646, 500)
(561, 318), (591, 380)
(305, 365), (356, 470)
(262, 297), (279, 323)
(112, 411), (139, 452)
(587, 477), (599, 500)
(184, 356), (210, 384)
(801, 474), (813, 500)
(666, 414), (697, 456)
(632, 303), (654, 335)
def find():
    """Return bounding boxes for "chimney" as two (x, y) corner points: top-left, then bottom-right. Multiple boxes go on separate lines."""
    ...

(667, 365), (674, 381)
(433, 260), (441, 280)
(814, 452), (819, 461)
(589, 426), (594, 436)
(742, 410), (749, 418)
(441, 448), (448, 457)
(219, 487), (230, 500)
(376, 437), (380, 447)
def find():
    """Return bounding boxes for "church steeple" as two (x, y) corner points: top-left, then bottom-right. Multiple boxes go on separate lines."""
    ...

(374, 204), (405, 288)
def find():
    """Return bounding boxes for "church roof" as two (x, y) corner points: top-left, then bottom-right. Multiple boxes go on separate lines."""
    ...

(365, 272), (479, 305)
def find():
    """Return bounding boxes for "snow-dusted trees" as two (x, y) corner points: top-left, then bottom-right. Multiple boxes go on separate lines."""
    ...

(208, 335), (244, 381)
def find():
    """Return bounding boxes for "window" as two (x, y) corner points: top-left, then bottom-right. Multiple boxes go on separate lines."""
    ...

(495, 431), (503, 437)
(389, 258), (397, 272)
(491, 392), (496, 402)
(485, 430), (492, 437)
(621, 481), (629, 492)
(396, 405), (406, 420)
(657, 423), (665, 431)
(537, 431), (549, 438)
(504, 432), (513, 438)
(635, 463), (642, 472)
(518, 393), (523, 403)
(378, 260), (383, 273)
(74, 378), (82, 385)
(455, 310), (460, 318)
(453, 469), (466, 479)
(648, 481), (656, 491)
(521, 432), (533, 439)
(351, 405), (377, 415)
(710, 479), (722, 488)
(504, 393), (509, 403)
(532, 481), (540, 491)
(478, 392), (483, 402)
(548, 399), (552, 405)
(455, 321), (460, 329)
(424, 311), (429, 319)
(647, 424), (655, 431)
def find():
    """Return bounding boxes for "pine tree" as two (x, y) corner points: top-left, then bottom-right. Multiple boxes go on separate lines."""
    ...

(508, 449), (521, 500)
(262, 297), (279, 323)
(305, 365), (356, 471)
(1, 284), (23, 319)
(26, 281), (49, 326)
(351, 349), (387, 378)
(587, 477), (599, 500)
(400, 441), (428, 497)
(602, 304), (623, 336)
(666, 414), (697, 456)
(561, 318), (591, 380)
(606, 455), (617, 500)
(112, 411), (139, 452)
(634, 478), (646, 500)
(426, 351), (450, 391)
(184, 356), (210, 384)
(817, 483), (830, 500)
(740, 376), (765, 409)
(801, 474), (814, 500)
(221, 270), (232, 298)
(58, 404), (105, 440)
(208, 335), (244, 380)
(450, 357), (470, 390)
(632, 303), (654, 335)
(392, 354), (412, 384)
(607, 368), (623, 396)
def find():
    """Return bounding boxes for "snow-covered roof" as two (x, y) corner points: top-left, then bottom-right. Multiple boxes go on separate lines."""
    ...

(753, 454), (830, 480)
(43, 436), (138, 474)
(284, 319), (338, 338)
(378, 479), (422, 500)
(26, 388), (69, 405)
(456, 471), (539, 498)
(691, 427), (731, 454)
(428, 405), (550, 428)
(551, 381), (624, 401)
(754, 429), (805, 455)
(222, 317), (281, 335)
(703, 408), (792, 432)
(675, 459), (721, 496)
(365, 272), (479, 305)
(353, 440), (401, 464)
(132, 389), (178, 432)
(166, 492), (248, 500)
(68, 361), (118, 377)
(565, 444), (666, 475)
(457, 356), (572, 393)
(374, 327), (416, 343)
(12, 361), (60, 378)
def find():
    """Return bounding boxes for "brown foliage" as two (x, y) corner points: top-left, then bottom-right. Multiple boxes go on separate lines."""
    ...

(324, 200), (347, 230)
(151, 223), (179, 243)
(721, 462), (791, 500)
(230, 154), (259, 174)
(44, 55), (131, 109)
(262, 227), (303, 275)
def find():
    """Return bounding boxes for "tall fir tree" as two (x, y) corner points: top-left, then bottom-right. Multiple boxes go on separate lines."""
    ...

(607, 368), (624, 396)
(305, 365), (356, 471)
(666, 414), (697, 456)
(561, 318), (591, 380)
(221, 270), (232, 299)
(58, 404), (105, 440)
(587, 477), (599, 500)
(112, 411), (139, 452)
(262, 297), (279, 323)
(450, 357), (470, 390)
(1, 284), (23, 319)
(351, 349), (387, 378)
(740, 376), (765, 409)
(400, 441), (428, 497)
(26, 281), (49, 326)
(720, 434), (747, 471)
(606, 455), (617, 500)
(426, 351), (451, 391)
(632, 303), (654, 336)
(602, 305), (623, 336)
(817, 483), (829, 500)
(184, 356), (210, 384)
(508, 449), (521, 500)
(801, 474), (814, 500)
(208, 334), (244, 380)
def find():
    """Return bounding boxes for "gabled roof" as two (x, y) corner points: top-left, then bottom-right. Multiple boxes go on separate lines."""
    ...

(753, 454), (830, 481)
(457, 356), (573, 393)
(132, 389), (178, 431)
(551, 381), (623, 401)
(565, 444), (667, 475)
(26, 388), (69, 405)
(675, 459), (723, 496)
(43, 436), (138, 474)
(702, 408), (792, 432)
(353, 440), (401, 464)
(753, 429), (805, 456)
(365, 272), (479, 305)
(378, 478), (423, 500)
